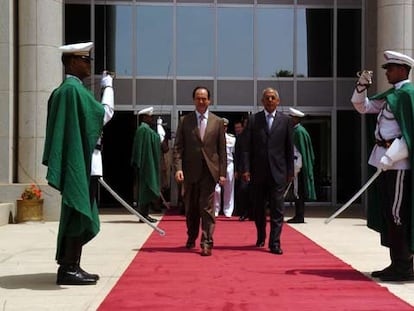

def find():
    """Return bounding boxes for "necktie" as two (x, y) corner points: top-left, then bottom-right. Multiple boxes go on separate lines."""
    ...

(267, 114), (274, 130)
(199, 114), (206, 140)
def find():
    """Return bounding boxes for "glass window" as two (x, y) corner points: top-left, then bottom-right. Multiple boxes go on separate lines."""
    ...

(217, 80), (254, 105)
(65, 4), (91, 44)
(136, 79), (173, 107)
(337, 79), (355, 108)
(337, 9), (361, 77)
(256, 8), (294, 78)
(297, 81), (333, 106)
(137, 5), (173, 77)
(337, 110), (361, 202)
(297, 8), (333, 77)
(95, 5), (133, 76)
(217, 7), (253, 77)
(176, 80), (214, 105)
(176, 6), (215, 77)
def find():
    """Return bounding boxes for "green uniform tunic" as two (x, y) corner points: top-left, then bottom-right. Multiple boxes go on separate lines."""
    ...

(131, 122), (161, 206)
(42, 77), (104, 260)
(294, 124), (316, 200)
(368, 82), (414, 252)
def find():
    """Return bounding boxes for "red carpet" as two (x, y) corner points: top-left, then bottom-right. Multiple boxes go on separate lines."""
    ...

(98, 213), (414, 310)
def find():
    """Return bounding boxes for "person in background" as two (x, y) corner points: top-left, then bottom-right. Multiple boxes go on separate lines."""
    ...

(234, 118), (251, 221)
(351, 50), (414, 282)
(286, 107), (316, 224)
(214, 118), (236, 217)
(131, 107), (160, 223)
(173, 86), (227, 256)
(158, 120), (172, 210)
(241, 87), (294, 255)
(42, 42), (114, 285)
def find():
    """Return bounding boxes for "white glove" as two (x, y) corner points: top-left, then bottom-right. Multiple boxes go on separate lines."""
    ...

(157, 117), (166, 143)
(379, 155), (393, 171)
(355, 70), (373, 93)
(379, 137), (409, 171)
(293, 146), (302, 176)
(101, 71), (113, 88)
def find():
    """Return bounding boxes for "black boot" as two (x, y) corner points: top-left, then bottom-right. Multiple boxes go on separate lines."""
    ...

(57, 237), (98, 285)
(57, 264), (97, 285)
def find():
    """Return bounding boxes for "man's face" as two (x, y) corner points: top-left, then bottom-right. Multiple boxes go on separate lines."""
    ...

(143, 114), (153, 125)
(262, 90), (280, 113)
(385, 64), (407, 85)
(70, 55), (92, 79)
(193, 88), (210, 114)
(234, 123), (243, 135)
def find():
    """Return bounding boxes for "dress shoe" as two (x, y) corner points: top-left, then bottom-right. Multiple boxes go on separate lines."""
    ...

(256, 240), (265, 247)
(286, 217), (305, 224)
(379, 272), (414, 282)
(185, 240), (195, 249)
(371, 265), (394, 278)
(57, 265), (97, 285)
(200, 247), (212, 256)
(239, 215), (247, 221)
(140, 215), (157, 223)
(270, 247), (283, 255)
(77, 265), (100, 281)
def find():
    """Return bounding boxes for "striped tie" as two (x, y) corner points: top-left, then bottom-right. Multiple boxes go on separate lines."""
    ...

(199, 114), (206, 140)
(267, 114), (274, 130)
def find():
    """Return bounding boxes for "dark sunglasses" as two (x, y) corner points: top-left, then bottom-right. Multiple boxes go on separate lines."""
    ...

(265, 96), (276, 100)
(75, 55), (93, 63)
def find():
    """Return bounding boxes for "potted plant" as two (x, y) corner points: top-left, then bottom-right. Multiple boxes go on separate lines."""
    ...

(16, 184), (44, 223)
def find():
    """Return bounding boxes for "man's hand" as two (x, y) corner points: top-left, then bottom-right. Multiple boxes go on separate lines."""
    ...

(218, 176), (226, 186)
(175, 170), (184, 183)
(379, 155), (393, 171)
(101, 71), (113, 89)
(355, 70), (373, 93)
(242, 172), (250, 183)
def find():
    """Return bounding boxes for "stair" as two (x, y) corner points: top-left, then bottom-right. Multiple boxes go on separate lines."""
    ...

(0, 203), (13, 226)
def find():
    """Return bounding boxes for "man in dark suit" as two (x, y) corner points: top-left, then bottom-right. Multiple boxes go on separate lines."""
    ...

(241, 87), (294, 255)
(173, 86), (227, 256)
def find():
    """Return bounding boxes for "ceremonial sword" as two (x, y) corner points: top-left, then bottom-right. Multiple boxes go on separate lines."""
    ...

(325, 168), (382, 224)
(98, 178), (166, 236)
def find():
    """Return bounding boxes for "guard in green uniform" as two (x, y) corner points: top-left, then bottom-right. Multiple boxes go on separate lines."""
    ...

(131, 107), (161, 223)
(286, 108), (316, 224)
(42, 42), (114, 285)
(351, 50), (414, 282)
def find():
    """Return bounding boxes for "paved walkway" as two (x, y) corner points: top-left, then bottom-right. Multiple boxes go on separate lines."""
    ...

(0, 206), (413, 310)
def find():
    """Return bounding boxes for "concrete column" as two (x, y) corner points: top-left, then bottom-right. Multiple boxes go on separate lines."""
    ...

(377, 0), (414, 90)
(18, 0), (63, 183)
(0, 0), (14, 183)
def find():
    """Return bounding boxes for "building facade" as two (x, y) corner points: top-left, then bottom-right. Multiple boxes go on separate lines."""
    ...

(0, 0), (413, 220)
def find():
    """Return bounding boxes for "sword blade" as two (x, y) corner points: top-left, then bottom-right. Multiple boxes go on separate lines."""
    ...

(283, 182), (292, 198)
(98, 178), (166, 236)
(325, 169), (382, 224)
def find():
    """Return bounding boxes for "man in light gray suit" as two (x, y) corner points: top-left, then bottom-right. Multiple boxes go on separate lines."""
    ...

(173, 86), (227, 256)
(241, 87), (294, 255)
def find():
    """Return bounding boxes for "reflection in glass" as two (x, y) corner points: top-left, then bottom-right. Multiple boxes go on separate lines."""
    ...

(177, 6), (214, 77)
(95, 5), (133, 76)
(218, 7), (253, 77)
(256, 8), (294, 78)
(297, 8), (333, 77)
(137, 5), (173, 77)
(337, 9), (361, 77)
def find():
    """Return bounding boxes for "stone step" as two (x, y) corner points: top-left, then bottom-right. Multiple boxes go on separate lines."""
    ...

(0, 203), (13, 226)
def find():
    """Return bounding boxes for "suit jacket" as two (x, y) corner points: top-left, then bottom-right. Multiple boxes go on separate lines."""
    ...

(173, 111), (227, 183)
(242, 110), (294, 187)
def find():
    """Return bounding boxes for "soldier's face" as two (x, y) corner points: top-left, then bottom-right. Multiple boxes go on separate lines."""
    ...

(385, 64), (407, 85)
